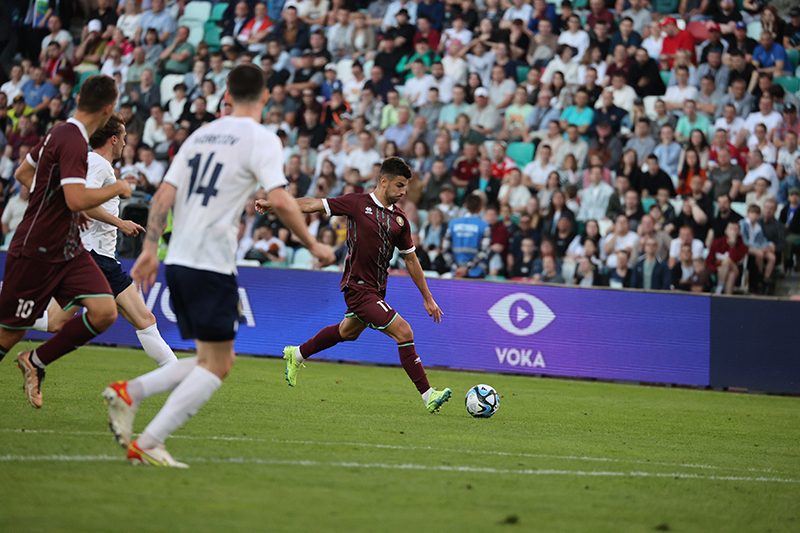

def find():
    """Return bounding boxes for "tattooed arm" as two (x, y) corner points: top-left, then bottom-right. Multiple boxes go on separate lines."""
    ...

(131, 183), (177, 293)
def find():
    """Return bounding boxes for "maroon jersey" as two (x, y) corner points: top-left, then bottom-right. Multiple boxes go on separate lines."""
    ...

(9, 118), (89, 263)
(323, 192), (415, 296)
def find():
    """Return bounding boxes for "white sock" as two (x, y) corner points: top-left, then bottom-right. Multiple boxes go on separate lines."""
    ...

(421, 387), (433, 404)
(295, 346), (305, 363)
(31, 311), (49, 332)
(31, 351), (45, 369)
(715, 282), (724, 294)
(138, 366), (222, 448)
(136, 324), (178, 366)
(128, 356), (197, 405)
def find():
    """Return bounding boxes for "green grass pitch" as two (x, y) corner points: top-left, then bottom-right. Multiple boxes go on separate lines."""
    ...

(1, 341), (799, 532)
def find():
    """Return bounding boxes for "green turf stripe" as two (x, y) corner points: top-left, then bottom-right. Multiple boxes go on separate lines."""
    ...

(82, 313), (100, 337)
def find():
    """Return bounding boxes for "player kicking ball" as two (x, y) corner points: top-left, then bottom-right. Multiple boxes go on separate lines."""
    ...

(255, 157), (452, 413)
(32, 113), (178, 369)
(102, 64), (334, 468)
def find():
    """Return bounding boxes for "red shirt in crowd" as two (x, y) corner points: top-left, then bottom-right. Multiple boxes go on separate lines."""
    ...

(706, 235), (748, 273)
(661, 29), (696, 69)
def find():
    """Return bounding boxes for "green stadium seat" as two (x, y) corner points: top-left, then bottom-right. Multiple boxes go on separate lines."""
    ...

(788, 50), (800, 71)
(184, 20), (206, 48)
(774, 76), (800, 95)
(210, 2), (228, 22)
(516, 65), (530, 84)
(204, 21), (222, 50)
(660, 70), (670, 86)
(507, 142), (535, 168)
(746, 21), (761, 41)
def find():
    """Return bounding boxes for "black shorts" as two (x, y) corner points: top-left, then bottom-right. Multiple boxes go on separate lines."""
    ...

(165, 264), (243, 342)
(90, 251), (133, 298)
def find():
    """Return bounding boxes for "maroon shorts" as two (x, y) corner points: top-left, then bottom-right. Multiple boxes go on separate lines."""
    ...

(343, 289), (398, 330)
(0, 251), (113, 329)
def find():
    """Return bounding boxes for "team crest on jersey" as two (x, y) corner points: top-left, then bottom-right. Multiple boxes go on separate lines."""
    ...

(396, 216), (404, 226)
(365, 206), (373, 215)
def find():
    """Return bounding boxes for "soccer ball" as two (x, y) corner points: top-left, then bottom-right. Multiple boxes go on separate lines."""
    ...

(465, 384), (499, 418)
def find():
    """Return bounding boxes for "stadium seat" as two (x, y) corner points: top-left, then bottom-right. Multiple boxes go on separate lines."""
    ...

(788, 50), (800, 71)
(204, 22), (222, 50)
(507, 142), (535, 168)
(730, 201), (748, 218)
(291, 248), (315, 269)
(516, 65), (530, 84)
(660, 70), (670, 86)
(182, 1), (212, 22)
(184, 20), (206, 48)
(73, 69), (99, 96)
(160, 74), (185, 106)
(746, 21), (761, 40)
(236, 259), (262, 268)
(210, 2), (228, 22)
(336, 58), (354, 85)
(1, 230), (14, 251)
(423, 271), (440, 278)
(774, 76), (800, 95)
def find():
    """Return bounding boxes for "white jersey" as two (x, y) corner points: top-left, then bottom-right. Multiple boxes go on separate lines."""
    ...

(81, 152), (120, 259)
(164, 116), (288, 275)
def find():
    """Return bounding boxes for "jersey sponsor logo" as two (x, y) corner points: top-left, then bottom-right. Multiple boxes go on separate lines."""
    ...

(487, 293), (555, 337)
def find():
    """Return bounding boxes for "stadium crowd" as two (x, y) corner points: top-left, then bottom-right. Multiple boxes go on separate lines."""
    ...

(1, 0), (800, 294)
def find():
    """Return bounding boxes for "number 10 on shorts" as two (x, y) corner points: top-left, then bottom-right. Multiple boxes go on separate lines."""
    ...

(16, 299), (35, 319)
(377, 300), (392, 313)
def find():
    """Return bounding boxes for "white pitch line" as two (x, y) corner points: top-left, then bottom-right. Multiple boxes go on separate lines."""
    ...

(0, 428), (791, 476)
(0, 454), (798, 484)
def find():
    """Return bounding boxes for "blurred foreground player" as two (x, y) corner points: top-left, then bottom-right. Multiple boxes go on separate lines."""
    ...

(0, 75), (132, 409)
(256, 157), (452, 413)
(34, 113), (178, 368)
(103, 64), (334, 468)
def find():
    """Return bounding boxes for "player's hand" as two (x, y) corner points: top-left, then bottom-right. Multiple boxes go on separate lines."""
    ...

(254, 199), (273, 214)
(117, 179), (133, 199)
(424, 297), (443, 323)
(310, 242), (336, 267)
(131, 249), (160, 294)
(77, 212), (91, 232)
(119, 219), (145, 237)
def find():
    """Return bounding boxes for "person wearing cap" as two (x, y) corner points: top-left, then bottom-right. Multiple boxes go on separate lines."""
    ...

(466, 87), (501, 138)
(728, 21), (758, 62)
(72, 20), (109, 75)
(381, 0), (418, 32)
(784, 7), (800, 52)
(321, 64), (343, 102)
(753, 31), (793, 79)
(659, 17), (696, 70)
(698, 23), (729, 65)
(773, 104), (800, 149)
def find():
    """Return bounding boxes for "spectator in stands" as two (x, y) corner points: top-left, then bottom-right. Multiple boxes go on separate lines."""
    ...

(7, 116), (39, 160)
(222, 1), (251, 40)
(707, 221), (747, 293)
(672, 243), (696, 290)
(40, 16), (74, 63)
(285, 154), (312, 197)
(20, 67), (57, 114)
(130, 68), (159, 122)
(669, 224), (705, 268)
(180, 95), (215, 134)
(629, 47), (666, 98)
(631, 236), (671, 290)
(753, 31), (792, 79)
(555, 124), (589, 169)
(273, 6), (312, 55)
(740, 203), (776, 290)
(125, 46), (155, 90)
(467, 158), (501, 207)
(608, 249), (633, 287)
(441, 193), (491, 277)
(117, 0), (143, 39)
(578, 165), (615, 222)
(536, 254), (565, 284)
(142, 103), (169, 147)
(134, 144), (165, 193)
(159, 26), (193, 75)
(2, 184), (30, 241)
(41, 42), (74, 89)
(34, 96), (65, 136)
(659, 16), (695, 70)
(134, 0), (175, 45)
(591, 90), (626, 137)
(1, 65), (26, 102)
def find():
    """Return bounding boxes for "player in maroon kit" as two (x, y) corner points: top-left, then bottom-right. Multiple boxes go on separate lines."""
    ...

(0, 75), (132, 408)
(255, 157), (452, 412)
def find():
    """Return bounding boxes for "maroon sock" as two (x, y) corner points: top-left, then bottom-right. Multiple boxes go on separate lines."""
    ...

(398, 342), (430, 394)
(299, 324), (344, 359)
(0, 344), (9, 363)
(36, 313), (101, 366)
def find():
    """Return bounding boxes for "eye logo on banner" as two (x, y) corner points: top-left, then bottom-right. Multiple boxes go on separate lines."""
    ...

(487, 293), (555, 337)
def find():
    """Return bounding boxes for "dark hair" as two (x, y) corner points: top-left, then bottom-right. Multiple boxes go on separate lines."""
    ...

(226, 64), (265, 104)
(679, 148), (702, 183)
(89, 112), (125, 149)
(76, 75), (118, 113)
(380, 156), (412, 181)
(464, 193), (484, 214)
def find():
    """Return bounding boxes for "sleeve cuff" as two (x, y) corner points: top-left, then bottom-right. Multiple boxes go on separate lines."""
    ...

(60, 178), (87, 186)
(400, 246), (416, 255)
(26, 153), (37, 169)
(321, 198), (331, 217)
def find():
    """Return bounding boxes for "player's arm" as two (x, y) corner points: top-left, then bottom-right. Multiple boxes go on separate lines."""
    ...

(63, 181), (132, 212)
(83, 206), (145, 236)
(267, 187), (335, 266)
(131, 183), (176, 292)
(14, 157), (35, 189)
(255, 196), (326, 215)
(405, 250), (443, 323)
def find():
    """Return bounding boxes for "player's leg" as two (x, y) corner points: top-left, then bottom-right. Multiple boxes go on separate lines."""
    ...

(39, 299), (80, 333)
(115, 284), (178, 366)
(382, 313), (450, 412)
(128, 340), (232, 468)
(0, 329), (26, 363)
(284, 315), (366, 386)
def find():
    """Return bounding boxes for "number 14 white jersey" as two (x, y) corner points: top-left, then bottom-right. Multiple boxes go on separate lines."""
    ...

(163, 116), (288, 275)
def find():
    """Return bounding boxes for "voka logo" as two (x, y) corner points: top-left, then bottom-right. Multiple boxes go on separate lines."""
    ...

(487, 293), (555, 336)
